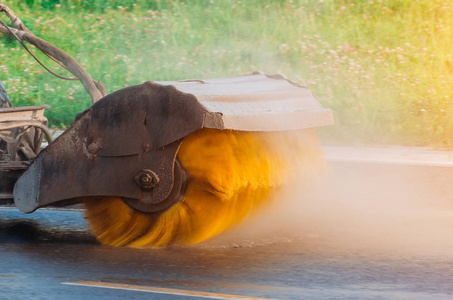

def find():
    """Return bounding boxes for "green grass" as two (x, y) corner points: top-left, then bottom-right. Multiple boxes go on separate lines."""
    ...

(1, 0), (453, 148)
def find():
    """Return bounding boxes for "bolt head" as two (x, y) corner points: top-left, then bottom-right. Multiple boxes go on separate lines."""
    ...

(143, 143), (153, 152)
(87, 142), (99, 154)
(134, 169), (159, 189)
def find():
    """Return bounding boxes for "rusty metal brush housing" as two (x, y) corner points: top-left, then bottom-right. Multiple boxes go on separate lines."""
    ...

(14, 73), (333, 213)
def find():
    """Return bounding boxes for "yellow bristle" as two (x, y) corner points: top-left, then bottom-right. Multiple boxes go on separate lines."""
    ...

(83, 128), (324, 247)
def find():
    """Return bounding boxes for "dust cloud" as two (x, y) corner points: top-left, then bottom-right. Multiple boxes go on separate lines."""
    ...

(201, 156), (453, 256)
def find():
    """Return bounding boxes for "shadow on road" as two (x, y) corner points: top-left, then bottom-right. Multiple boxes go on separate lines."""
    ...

(0, 218), (97, 245)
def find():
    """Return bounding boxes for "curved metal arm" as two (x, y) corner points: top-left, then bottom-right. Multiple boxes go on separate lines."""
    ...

(0, 5), (106, 103)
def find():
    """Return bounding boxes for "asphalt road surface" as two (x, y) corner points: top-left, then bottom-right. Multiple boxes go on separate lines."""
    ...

(2, 152), (453, 300)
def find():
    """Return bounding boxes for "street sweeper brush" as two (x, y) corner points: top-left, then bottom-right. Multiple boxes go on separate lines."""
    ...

(13, 75), (333, 247)
(0, 5), (334, 247)
(83, 128), (325, 247)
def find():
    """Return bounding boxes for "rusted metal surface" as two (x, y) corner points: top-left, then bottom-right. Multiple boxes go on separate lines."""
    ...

(0, 105), (50, 204)
(0, 105), (51, 160)
(13, 74), (333, 214)
(86, 82), (209, 156)
(14, 81), (203, 213)
(14, 104), (188, 214)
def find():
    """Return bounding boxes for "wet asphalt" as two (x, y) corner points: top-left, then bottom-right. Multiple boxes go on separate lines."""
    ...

(2, 155), (453, 299)
(1, 206), (453, 300)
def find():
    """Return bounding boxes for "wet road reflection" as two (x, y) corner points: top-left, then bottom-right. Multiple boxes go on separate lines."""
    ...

(0, 209), (95, 245)
(1, 207), (453, 299)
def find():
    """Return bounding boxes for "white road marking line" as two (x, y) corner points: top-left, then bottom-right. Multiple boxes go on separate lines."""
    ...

(62, 281), (278, 300)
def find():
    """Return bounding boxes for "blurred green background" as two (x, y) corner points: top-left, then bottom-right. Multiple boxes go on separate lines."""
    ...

(1, 0), (452, 148)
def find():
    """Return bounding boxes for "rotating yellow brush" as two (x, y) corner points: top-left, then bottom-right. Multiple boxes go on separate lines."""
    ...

(83, 128), (325, 247)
